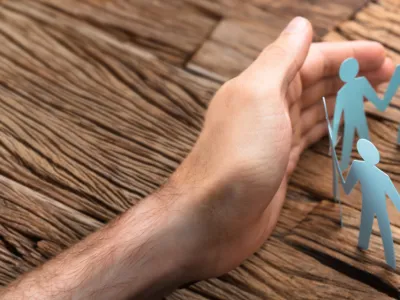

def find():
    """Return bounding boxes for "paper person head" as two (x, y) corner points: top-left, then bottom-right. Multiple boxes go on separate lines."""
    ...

(357, 139), (380, 165)
(339, 58), (359, 82)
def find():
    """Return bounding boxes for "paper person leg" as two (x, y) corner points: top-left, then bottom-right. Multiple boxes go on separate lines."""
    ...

(376, 210), (396, 269)
(332, 155), (343, 227)
(358, 203), (374, 250)
(340, 124), (355, 170)
(356, 120), (370, 140)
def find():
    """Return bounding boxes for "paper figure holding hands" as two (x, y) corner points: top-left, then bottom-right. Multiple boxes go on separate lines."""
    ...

(370, 65), (400, 144)
(325, 104), (400, 268)
(332, 58), (400, 170)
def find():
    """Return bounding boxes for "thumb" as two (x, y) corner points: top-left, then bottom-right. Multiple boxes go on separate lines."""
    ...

(243, 17), (313, 92)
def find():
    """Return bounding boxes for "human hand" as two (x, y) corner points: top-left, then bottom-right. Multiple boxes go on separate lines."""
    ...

(163, 17), (394, 284)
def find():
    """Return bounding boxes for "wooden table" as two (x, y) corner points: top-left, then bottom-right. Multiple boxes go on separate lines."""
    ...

(1, 0), (400, 298)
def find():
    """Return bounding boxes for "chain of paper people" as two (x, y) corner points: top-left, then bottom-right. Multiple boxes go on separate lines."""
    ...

(322, 57), (400, 269)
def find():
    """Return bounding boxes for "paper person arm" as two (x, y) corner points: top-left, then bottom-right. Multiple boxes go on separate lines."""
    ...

(361, 77), (386, 111)
(327, 121), (358, 194)
(331, 146), (358, 195)
(341, 163), (360, 195)
(380, 65), (400, 111)
(386, 178), (400, 211)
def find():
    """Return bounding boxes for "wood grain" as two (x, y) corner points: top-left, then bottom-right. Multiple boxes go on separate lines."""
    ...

(272, 185), (319, 237)
(0, 175), (101, 285)
(183, 0), (240, 17)
(284, 200), (400, 298)
(250, 0), (369, 37)
(333, 0), (400, 57)
(188, 5), (292, 81)
(0, 0), (220, 224)
(187, 0), (369, 81)
(2, 0), (220, 65)
(171, 235), (392, 299)
(1, 0), (400, 298)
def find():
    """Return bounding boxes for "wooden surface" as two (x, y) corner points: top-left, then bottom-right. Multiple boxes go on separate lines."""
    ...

(1, 0), (400, 299)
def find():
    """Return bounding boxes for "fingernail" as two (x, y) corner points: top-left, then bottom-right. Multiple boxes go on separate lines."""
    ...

(284, 17), (308, 33)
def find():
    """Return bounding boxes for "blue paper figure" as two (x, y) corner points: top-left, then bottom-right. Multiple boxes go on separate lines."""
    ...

(341, 140), (399, 269)
(332, 58), (399, 170)
(325, 106), (400, 269)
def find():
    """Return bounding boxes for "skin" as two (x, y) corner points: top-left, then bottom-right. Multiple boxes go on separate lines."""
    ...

(1, 17), (395, 300)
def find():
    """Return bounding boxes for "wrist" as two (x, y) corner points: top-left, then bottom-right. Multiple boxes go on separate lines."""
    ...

(114, 192), (194, 298)
(162, 154), (245, 280)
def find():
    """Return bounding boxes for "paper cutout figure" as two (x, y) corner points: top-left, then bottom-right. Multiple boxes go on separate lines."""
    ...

(341, 140), (399, 269)
(324, 105), (400, 269)
(332, 58), (400, 170)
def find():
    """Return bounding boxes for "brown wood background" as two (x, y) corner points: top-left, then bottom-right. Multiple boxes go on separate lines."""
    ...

(1, 0), (400, 298)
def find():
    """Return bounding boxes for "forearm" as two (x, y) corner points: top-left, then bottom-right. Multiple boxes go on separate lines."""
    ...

(1, 189), (191, 300)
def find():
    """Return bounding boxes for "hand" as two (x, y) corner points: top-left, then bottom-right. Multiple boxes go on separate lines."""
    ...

(166, 17), (394, 282)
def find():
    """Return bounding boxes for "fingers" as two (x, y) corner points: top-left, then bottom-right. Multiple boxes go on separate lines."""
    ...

(301, 41), (388, 88)
(301, 77), (343, 109)
(361, 57), (395, 84)
(241, 17), (312, 93)
(301, 57), (395, 109)
(289, 96), (343, 173)
(300, 109), (345, 154)
(300, 95), (335, 136)
(287, 96), (343, 175)
(300, 120), (329, 153)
